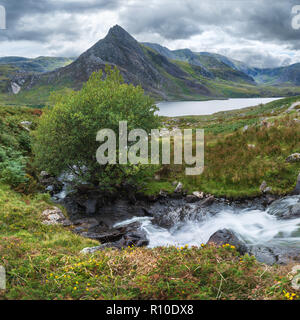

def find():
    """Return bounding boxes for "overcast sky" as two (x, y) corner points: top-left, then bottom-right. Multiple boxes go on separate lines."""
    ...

(0, 0), (300, 68)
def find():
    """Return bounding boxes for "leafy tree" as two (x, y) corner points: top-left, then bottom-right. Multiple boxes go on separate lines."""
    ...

(33, 66), (160, 186)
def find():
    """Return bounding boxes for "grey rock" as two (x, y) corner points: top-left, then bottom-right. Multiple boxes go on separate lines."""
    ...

(248, 245), (300, 265)
(39, 174), (63, 195)
(286, 153), (300, 163)
(80, 244), (115, 254)
(174, 182), (183, 193)
(62, 220), (73, 227)
(80, 224), (149, 253)
(193, 191), (204, 199)
(260, 181), (272, 193)
(46, 185), (54, 192)
(200, 196), (215, 207)
(248, 246), (277, 265)
(293, 173), (300, 195)
(267, 195), (300, 219)
(73, 218), (99, 230)
(117, 228), (149, 248)
(208, 229), (247, 255)
(186, 195), (199, 203)
(159, 190), (168, 198)
(41, 207), (66, 225)
(80, 229), (124, 243)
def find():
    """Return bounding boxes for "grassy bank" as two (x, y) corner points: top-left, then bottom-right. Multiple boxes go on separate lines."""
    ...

(0, 184), (298, 300)
(142, 96), (300, 198)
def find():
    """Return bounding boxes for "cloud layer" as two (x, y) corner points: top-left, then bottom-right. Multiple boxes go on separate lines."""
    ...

(0, 0), (300, 67)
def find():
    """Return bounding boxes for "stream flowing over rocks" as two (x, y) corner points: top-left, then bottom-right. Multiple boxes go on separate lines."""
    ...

(49, 175), (300, 265)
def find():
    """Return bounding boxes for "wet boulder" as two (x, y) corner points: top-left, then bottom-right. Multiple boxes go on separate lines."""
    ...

(200, 196), (215, 207)
(208, 229), (247, 255)
(292, 173), (300, 195)
(79, 222), (149, 249)
(248, 245), (300, 265)
(72, 218), (100, 233)
(116, 228), (149, 248)
(39, 172), (63, 195)
(79, 223), (149, 254)
(186, 195), (199, 203)
(267, 196), (300, 219)
(248, 246), (277, 265)
(151, 201), (196, 228)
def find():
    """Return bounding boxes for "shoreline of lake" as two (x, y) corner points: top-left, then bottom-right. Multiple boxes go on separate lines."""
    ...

(157, 97), (284, 117)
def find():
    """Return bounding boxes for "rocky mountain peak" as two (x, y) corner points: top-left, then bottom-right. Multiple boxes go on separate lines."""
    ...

(82, 24), (144, 62)
(106, 25), (135, 41)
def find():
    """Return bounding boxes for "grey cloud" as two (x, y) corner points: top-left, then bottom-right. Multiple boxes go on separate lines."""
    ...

(120, 0), (300, 45)
(219, 47), (294, 69)
(224, 1), (300, 47)
(0, 0), (122, 42)
(0, 0), (299, 67)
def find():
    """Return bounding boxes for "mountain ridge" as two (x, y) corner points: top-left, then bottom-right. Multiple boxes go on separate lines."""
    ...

(4, 25), (300, 101)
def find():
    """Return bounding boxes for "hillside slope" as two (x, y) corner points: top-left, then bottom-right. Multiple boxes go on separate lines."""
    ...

(0, 56), (74, 73)
(3, 25), (300, 103)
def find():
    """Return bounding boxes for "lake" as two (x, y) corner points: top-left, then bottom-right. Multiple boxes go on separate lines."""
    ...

(157, 97), (283, 117)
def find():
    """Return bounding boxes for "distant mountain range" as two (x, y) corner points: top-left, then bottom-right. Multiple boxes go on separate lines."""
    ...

(2, 25), (300, 101)
(0, 56), (74, 73)
(0, 56), (74, 93)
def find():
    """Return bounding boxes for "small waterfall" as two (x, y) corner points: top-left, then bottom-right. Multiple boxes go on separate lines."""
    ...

(115, 196), (300, 249)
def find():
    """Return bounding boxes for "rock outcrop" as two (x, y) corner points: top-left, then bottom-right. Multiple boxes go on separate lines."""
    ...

(208, 229), (248, 255)
(293, 173), (300, 195)
(267, 195), (300, 219)
(41, 207), (70, 226)
(286, 153), (300, 163)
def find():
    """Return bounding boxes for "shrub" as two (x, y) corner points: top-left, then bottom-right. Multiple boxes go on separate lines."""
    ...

(33, 66), (160, 186)
(0, 146), (28, 187)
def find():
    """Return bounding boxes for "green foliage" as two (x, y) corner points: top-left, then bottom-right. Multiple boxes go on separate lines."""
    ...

(0, 105), (41, 189)
(33, 66), (161, 185)
(0, 146), (28, 186)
